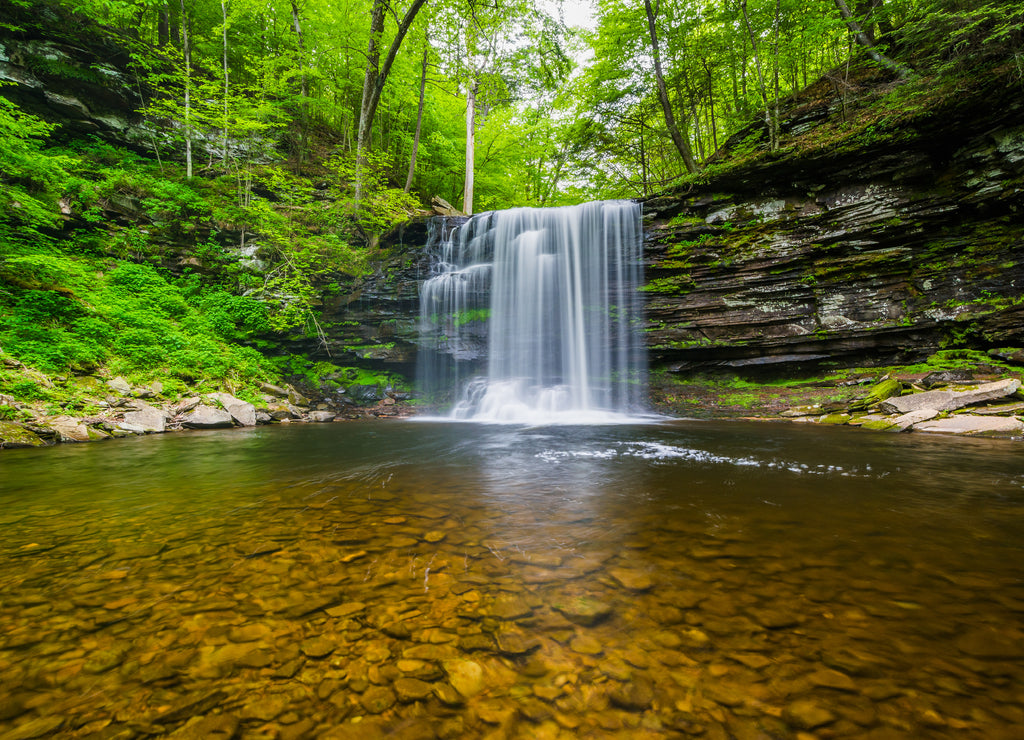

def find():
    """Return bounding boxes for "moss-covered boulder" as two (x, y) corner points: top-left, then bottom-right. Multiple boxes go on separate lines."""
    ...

(0, 421), (47, 448)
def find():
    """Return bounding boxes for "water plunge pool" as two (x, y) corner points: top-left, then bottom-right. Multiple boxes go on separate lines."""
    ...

(1, 420), (1022, 738)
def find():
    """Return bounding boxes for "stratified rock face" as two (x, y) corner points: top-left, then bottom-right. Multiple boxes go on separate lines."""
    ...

(641, 80), (1024, 374)
(0, 8), (144, 146)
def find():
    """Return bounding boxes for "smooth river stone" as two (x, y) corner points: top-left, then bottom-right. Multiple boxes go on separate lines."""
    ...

(485, 594), (533, 620)
(608, 567), (654, 592)
(956, 629), (1024, 658)
(299, 637), (335, 659)
(359, 686), (396, 714)
(570, 634), (603, 655)
(808, 668), (857, 691)
(783, 700), (837, 730)
(444, 659), (485, 698)
(609, 678), (655, 711)
(393, 677), (434, 702)
(550, 595), (614, 626)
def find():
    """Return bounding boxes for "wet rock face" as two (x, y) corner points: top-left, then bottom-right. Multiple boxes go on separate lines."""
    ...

(641, 90), (1024, 374)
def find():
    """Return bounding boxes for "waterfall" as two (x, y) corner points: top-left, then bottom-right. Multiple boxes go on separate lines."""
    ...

(417, 200), (646, 423)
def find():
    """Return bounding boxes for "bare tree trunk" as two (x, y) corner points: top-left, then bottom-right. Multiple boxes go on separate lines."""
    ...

(158, 3), (169, 48)
(463, 80), (476, 215)
(772, 0), (781, 149)
(644, 0), (699, 173)
(290, 1), (309, 168)
(356, 0), (430, 203)
(221, 0), (230, 167)
(832, 0), (912, 77)
(179, 0), (192, 179)
(740, 0), (778, 151)
(405, 43), (428, 193)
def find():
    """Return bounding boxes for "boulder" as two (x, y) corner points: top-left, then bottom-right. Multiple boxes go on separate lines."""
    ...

(208, 393), (257, 427)
(106, 376), (132, 394)
(176, 397), (202, 414)
(913, 415), (1024, 436)
(183, 405), (235, 429)
(921, 369), (975, 388)
(348, 385), (384, 404)
(287, 386), (310, 407)
(0, 421), (46, 448)
(267, 402), (301, 420)
(880, 379), (1021, 415)
(49, 416), (91, 442)
(259, 382), (288, 398)
(121, 403), (168, 433)
(308, 411), (337, 423)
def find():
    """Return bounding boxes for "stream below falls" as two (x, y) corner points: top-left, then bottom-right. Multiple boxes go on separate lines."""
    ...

(1, 420), (1023, 739)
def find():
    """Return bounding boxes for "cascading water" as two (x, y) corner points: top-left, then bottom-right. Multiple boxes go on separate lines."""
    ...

(417, 200), (646, 423)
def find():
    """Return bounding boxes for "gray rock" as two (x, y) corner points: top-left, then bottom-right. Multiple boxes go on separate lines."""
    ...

(287, 386), (310, 407)
(893, 408), (939, 431)
(308, 410), (337, 423)
(921, 369), (975, 388)
(913, 415), (1024, 436)
(121, 403), (167, 433)
(183, 405), (234, 429)
(259, 382), (288, 398)
(881, 379), (1022, 414)
(49, 416), (90, 442)
(208, 392), (257, 427)
(176, 397), (202, 413)
(106, 376), (131, 394)
(268, 402), (301, 420)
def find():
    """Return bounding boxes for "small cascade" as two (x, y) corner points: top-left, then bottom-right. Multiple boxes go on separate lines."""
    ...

(417, 200), (646, 423)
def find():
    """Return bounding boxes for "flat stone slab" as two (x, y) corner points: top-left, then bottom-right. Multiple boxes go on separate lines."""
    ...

(121, 403), (167, 432)
(881, 379), (1021, 415)
(893, 408), (939, 431)
(913, 415), (1024, 436)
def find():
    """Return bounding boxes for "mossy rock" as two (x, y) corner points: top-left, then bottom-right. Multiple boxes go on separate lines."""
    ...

(861, 419), (898, 432)
(819, 413), (851, 425)
(851, 378), (902, 410)
(0, 421), (47, 448)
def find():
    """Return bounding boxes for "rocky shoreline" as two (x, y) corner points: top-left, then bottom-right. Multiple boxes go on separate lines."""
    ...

(3, 364), (1023, 450)
(772, 374), (1024, 436)
(0, 368), (414, 450)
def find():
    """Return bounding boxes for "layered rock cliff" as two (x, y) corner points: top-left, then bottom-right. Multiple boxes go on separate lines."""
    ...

(639, 66), (1024, 375)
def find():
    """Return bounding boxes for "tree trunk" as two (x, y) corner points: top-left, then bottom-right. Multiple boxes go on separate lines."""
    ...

(405, 43), (428, 193)
(179, 0), (192, 179)
(463, 80), (476, 215)
(290, 0), (309, 168)
(740, 0), (777, 151)
(221, 0), (230, 167)
(158, 4), (169, 48)
(643, 0), (699, 174)
(356, 0), (430, 203)
(771, 0), (781, 150)
(832, 0), (912, 77)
